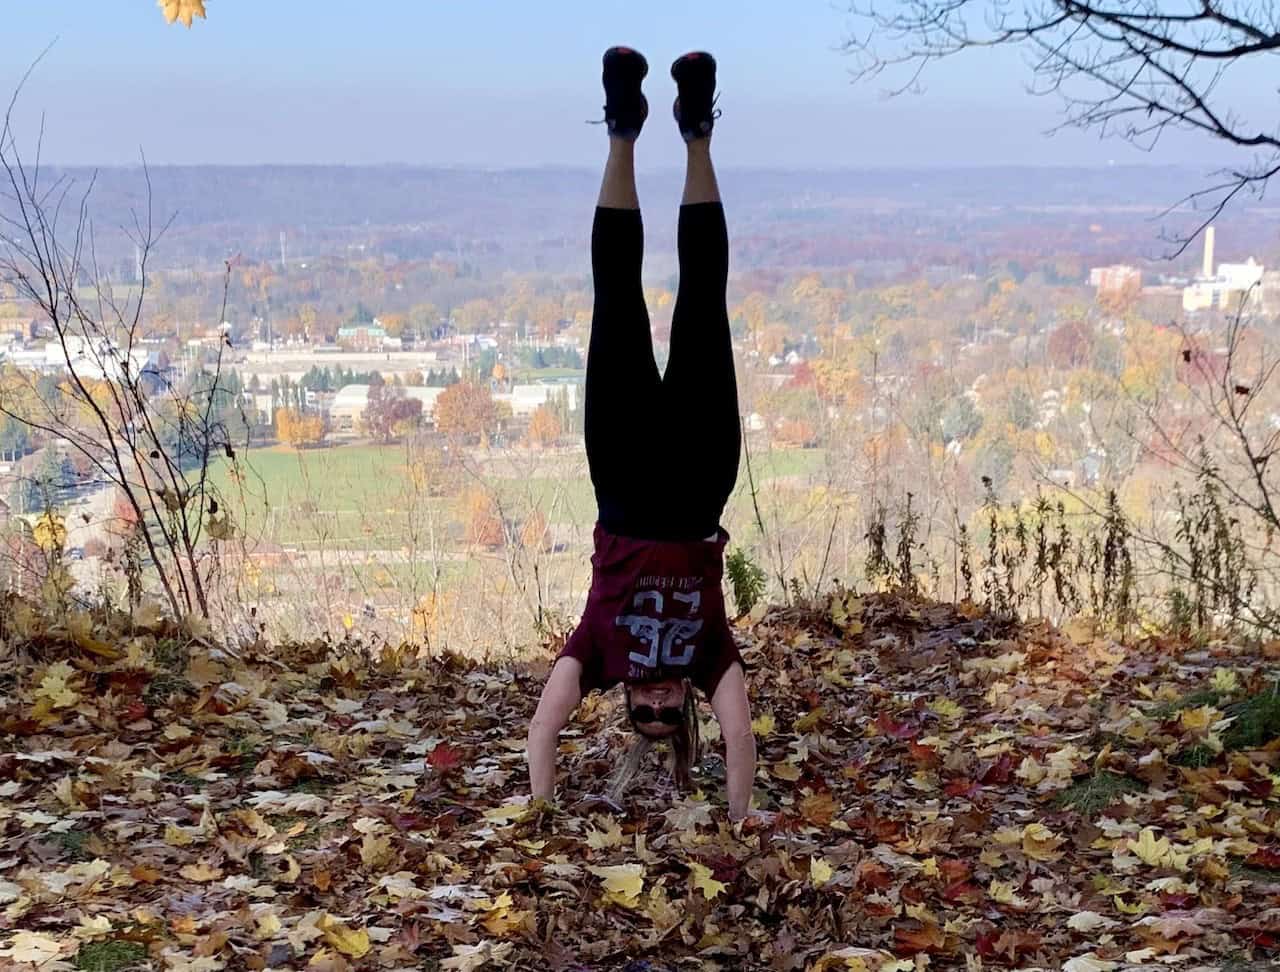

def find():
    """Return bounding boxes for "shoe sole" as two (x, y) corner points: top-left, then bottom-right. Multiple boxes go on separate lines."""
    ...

(671, 51), (715, 82)
(604, 46), (648, 83)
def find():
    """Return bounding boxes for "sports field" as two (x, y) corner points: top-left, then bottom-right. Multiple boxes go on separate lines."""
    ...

(208, 441), (829, 550)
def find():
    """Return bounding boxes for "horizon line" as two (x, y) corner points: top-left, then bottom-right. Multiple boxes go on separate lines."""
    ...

(33, 160), (1234, 173)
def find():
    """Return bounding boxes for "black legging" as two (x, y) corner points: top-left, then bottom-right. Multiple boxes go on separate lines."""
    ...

(585, 202), (740, 541)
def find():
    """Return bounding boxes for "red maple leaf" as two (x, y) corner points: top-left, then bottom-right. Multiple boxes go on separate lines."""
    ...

(894, 921), (947, 955)
(428, 742), (465, 773)
(123, 701), (149, 722)
(978, 752), (1014, 785)
(855, 859), (894, 891)
(1243, 778), (1273, 799)
(944, 777), (981, 799)
(1246, 846), (1280, 870)
(975, 928), (999, 958)
(876, 711), (921, 740)
(942, 880), (984, 904)
(909, 741), (941, 767)
(939, 859), (972, 883)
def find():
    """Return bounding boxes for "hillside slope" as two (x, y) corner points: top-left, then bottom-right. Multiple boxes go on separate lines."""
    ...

(1, 593), (1278, 970)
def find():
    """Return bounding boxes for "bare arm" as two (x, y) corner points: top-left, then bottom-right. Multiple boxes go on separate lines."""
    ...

(710, 661), (755, 820)
(527, 656), (583, 804)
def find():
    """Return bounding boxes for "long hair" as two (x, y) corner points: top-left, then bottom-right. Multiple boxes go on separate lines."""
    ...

(608, 680), (700, 803)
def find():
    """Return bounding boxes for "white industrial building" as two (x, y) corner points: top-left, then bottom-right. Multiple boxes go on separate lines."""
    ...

(1183, 226), (1266, 313)
(328, 381), (578, 434)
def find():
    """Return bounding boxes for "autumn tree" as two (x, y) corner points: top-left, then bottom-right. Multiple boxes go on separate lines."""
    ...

(462, 487), (504, 549)
(434, 381), (500, 444)
(454, 299), (495, 334)
(526, 404), (562, 449)
(379, 312), (407, 338)
(409, 302), (442, 336)
(276, 409), (326, 449)
(407, 444), (462, 498)
(845, 2), (1280, 246)
(362, 386), (423, 443)
(1047, 319), (1095, 371)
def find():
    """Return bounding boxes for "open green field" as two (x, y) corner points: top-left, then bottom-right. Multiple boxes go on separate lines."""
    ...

(208, 442), (829, 549)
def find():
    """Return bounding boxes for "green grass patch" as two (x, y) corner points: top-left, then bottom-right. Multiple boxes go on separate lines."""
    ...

(152, 638), (190, 672)
(74, 940), (148, 971)
(1222, 687), (1280, 751)
(1054, 771), (1146, 815)
(163, 769), (204, 788)
(209, 442), (830, 551)
(1171, 685), (1280, 766)
(740, 446), (829, 480)
(142, 673), (192, 707)
(1231, 860), (1280, 884)
(50, 828), (92, 861)
(1172, 743), (1217, 768)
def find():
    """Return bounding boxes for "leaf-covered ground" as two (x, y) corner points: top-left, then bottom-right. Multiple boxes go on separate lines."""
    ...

(2, 592), (1279, 971)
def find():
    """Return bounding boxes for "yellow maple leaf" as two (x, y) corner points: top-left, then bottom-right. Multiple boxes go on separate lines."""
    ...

(829, 591), (864, 633)
(178, 860), (222, 883)
(1016, 756), (1048, 785)
(73, 915), (112, 940)
(33, 512), (66, 552)
(163, 824), (196, 847)
(751, 711), (776, 736)
(480, 891), (529, 936)
(316, 913), (371, 958)
(1113, 894), (1148, 915)
(359, 833), (394, 870)
(643, 884), (680, 929)
(688, 861), (727, 900)
(587, 863), (644, 907)
(483, 802), (530, 825)
(1127, 828), (1171, 867)
(1210, 668), (1239, 694)
(35, 662), (80, 709)
(795, 706), (826, 731)
(1021, 822), (1067, 862)
(771, 761), (802, 782)
(929, 697), (964, 721)
(66, 611), (122, 660)
(988, 880), (1030, 908)
(0, 932), (69, 964)
(158, 0), (207, 28)
(809, 857), (834, 887)
(254, 912), (282, 940)
(1180, 705), (1221, 733)
(585, 815), (623, 850)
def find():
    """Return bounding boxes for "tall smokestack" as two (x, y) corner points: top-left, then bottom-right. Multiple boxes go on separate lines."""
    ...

(1202, 225), (1216, 279)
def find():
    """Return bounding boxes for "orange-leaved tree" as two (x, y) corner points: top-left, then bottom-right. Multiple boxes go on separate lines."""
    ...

(462, 487), (504, 549)
(277, 409), (325, 449)
(526, 404), (562, 449)
(435, 381), (500, 444)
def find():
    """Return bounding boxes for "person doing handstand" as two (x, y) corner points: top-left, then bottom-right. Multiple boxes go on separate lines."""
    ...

(526, 47), (757, 820)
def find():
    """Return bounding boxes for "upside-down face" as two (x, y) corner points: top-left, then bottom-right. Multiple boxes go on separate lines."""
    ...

(625, 678), (687, 738)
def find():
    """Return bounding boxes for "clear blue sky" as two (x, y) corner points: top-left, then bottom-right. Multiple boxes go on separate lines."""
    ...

(0, 1), (1257, 169)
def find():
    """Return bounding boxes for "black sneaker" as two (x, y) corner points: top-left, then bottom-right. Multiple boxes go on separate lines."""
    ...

(671, 51), (719, 142)
(601, 46), (648, 140)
